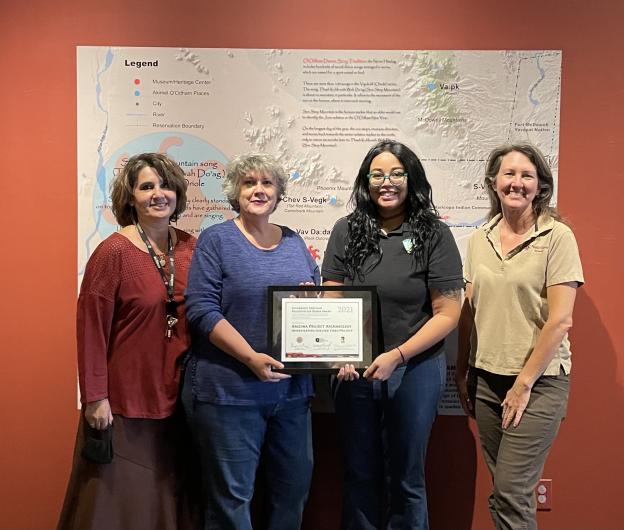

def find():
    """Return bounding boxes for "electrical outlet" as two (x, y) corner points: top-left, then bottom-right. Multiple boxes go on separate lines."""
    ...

(536, 478), (552, 511)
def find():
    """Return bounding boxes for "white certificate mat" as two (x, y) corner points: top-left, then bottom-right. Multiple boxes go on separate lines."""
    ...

(281, 298), (363, 362)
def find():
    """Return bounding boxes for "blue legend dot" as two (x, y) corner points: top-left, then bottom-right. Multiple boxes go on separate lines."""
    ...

(291, 171), (302, 181)
(427, 82), (436, 92)
(134, 90), (141, 96)
(329, 196), (337, 205)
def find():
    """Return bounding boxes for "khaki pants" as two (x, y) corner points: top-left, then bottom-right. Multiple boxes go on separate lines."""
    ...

(469, 368), (569, 530)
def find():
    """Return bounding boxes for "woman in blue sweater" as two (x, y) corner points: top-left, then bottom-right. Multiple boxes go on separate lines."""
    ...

(182, 154), (319, 530)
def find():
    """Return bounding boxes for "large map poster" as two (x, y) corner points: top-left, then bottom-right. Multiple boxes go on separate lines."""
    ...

(77, 47), (561, 413)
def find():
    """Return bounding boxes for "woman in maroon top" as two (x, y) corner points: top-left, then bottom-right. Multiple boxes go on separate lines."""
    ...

(58, 153), (196, 530)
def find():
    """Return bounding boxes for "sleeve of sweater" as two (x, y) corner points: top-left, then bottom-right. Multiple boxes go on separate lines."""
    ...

(185, 228), (226, 337)
(77, 239), (120, 403)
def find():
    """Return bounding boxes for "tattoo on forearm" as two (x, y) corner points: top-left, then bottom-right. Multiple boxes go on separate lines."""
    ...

(440, 288), (461, 301)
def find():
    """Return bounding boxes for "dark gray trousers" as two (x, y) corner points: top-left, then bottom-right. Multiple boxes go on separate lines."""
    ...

(469, 368), (569, 530)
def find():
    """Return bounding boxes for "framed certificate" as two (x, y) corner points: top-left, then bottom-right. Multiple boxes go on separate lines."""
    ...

(267, 285), (378, 373)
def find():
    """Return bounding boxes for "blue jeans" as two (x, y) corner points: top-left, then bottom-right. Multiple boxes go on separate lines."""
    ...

(181, 367), (313, 530)
(334, 352), (446, 530)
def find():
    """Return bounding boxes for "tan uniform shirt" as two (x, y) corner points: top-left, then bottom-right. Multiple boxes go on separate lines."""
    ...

(464, 214), (584, 376)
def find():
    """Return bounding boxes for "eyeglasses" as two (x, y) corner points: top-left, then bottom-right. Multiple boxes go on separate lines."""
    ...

(367, 170), (408, 188)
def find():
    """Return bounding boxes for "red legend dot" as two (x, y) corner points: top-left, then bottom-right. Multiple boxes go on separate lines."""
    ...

(134, 79), (140, 85)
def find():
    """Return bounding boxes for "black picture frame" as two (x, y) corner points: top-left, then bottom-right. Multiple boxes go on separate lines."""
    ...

(267, 285), (378, 373)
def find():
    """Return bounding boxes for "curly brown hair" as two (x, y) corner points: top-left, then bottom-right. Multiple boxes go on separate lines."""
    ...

(110, 153), (188, 226)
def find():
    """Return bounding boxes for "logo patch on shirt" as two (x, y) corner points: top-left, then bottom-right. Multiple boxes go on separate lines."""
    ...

(531, 244), (548, 253)
(402, 238), (414, 254)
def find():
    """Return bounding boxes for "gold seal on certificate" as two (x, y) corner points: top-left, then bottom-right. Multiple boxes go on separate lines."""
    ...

(268, 286), (378, 373)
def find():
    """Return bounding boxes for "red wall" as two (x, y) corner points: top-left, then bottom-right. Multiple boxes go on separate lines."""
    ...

(2, 0), (623, 528)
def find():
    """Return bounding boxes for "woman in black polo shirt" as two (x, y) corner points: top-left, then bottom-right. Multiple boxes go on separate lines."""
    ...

(322, 140), (463, 529)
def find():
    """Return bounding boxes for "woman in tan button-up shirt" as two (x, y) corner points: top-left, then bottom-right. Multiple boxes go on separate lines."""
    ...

(456, 142), (583, 530)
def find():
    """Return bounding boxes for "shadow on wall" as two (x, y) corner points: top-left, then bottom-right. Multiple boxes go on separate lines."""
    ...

(303, 412), (345, 529)
(535, 288), (624, 530)
(427, 415), (477, 530)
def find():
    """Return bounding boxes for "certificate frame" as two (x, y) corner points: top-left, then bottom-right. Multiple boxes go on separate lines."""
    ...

(267, 285), (378, 373)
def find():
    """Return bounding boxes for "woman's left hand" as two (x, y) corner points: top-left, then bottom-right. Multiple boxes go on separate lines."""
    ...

(297, 281), (321, 299)
(336, 364), (360, 381)
(501, 383), (531, 429)
(363, 350), (402, 381)
(84, 398), (113, 430)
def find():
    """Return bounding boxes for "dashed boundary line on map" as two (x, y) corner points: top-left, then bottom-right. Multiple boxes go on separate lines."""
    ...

(506, 51), (562, 150)
(549, 66), (561, 154)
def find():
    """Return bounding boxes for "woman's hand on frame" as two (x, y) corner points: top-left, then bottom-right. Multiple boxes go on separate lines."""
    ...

(246, 352), (291, 382)
(336, 364), (360, 382)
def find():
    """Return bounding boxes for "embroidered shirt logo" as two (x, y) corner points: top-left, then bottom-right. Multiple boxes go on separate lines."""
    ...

(530, 244), (548, 253)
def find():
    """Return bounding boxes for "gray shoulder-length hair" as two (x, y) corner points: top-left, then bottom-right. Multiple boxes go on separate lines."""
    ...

(222, 153), (288, 213)
(484, 142), (562, 222)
